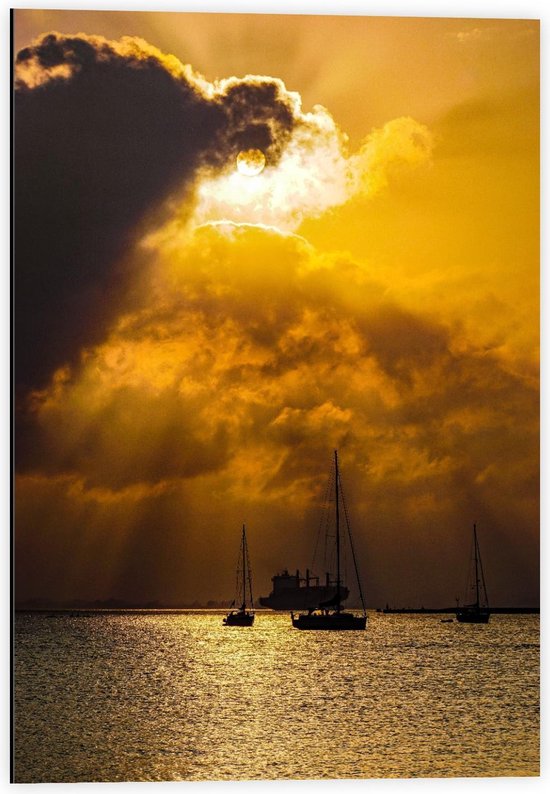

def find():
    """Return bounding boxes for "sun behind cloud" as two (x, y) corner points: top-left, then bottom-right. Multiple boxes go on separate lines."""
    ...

(195, 113), (433, 231)
(236, 148), (266, 176)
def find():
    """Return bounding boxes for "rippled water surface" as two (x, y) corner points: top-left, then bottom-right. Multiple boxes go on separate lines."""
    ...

(14, 611), (539, 782)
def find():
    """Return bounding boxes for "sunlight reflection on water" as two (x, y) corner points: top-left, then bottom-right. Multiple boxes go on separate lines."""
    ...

(14, 611), (539, 782)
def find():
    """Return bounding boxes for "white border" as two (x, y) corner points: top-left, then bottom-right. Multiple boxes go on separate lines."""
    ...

(2, 1), (547, 18)
(3, 2), (546, 793)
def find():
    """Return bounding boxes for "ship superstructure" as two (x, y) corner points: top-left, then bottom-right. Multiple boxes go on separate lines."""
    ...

(259, 568), (349, 610)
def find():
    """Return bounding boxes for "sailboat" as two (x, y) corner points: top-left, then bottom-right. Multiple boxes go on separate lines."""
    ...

(223, 524), (255, 626)
(455, 523), (490, 624)
(291, 450), (367, 630)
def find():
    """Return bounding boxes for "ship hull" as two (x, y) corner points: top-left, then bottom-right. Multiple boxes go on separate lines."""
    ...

(259, 585), (349, 611)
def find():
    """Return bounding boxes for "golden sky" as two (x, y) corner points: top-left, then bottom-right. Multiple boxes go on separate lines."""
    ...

(13, 10), (539, 607)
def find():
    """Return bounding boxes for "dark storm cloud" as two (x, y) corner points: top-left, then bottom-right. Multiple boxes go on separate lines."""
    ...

(215, 78), (296, 165)
(14, 33), (298, 391)
(355, 305), (451, 384)
(17, 383), (232, 489)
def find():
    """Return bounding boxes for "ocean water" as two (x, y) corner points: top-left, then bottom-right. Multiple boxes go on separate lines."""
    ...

(13, 611), (539, 782)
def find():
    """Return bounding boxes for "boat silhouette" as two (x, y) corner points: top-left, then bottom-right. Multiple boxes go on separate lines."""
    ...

(455, 523), (490, 624)
(291, 450), (367, 631)
(223, 525), (255, 626)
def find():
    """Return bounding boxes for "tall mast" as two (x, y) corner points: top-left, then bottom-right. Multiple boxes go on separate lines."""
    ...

(242, 524), (246, 609)
(473, 523), (480, 609)
(245, 526), (253, 609)
(335, 449), (341, 612)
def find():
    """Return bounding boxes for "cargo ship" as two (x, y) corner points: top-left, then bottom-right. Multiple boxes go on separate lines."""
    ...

(259, 568), (349, 611)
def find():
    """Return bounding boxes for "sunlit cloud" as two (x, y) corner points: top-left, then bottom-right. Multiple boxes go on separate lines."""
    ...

(194, 111), (433, 231)
(448, 25), (536, 45)
(21, 223), (537, 518)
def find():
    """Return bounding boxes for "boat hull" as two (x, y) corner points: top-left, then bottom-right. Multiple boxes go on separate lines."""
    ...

(455, 609), (490, 624)
(223, 611), (255, 626)
(291, 612), (367, 631)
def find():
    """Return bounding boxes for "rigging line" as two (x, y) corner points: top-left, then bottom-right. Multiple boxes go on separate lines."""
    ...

(324, 466), (336, 573)
(460, 531), (472, 604)
(473, 524), (480, 607)
(234, 545), (241, 606)
(242, 527), (246, 608)
(245, 531), (254, 609)
(311, 465), (333, 573)
(235, 531), (244, 605)
(340, 477), (367, 615)
(464, 532), (475, 603)
(476, 528), (489, 607)
(311, 464), (329, 571)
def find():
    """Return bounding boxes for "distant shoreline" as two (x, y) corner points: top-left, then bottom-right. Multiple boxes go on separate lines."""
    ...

(14, 605), (540, 615)
(379, 606), (540, 614)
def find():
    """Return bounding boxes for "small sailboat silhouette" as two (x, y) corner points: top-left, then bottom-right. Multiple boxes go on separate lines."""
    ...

(455, 523), (490, 624)
(223, 525), (255, 627)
